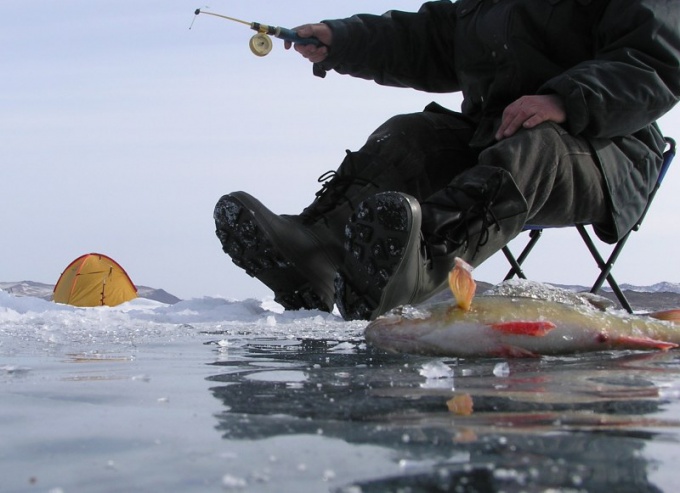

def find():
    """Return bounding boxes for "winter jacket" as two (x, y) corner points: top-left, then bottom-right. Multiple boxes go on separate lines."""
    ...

(317, 0), (680, 242)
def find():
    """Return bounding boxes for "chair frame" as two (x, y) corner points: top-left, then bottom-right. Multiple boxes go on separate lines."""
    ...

(501, 136), (676, 313)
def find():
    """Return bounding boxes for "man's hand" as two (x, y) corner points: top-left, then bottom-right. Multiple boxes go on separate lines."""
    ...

(495, 95), (566, 140)
(284, 23), (333, 63)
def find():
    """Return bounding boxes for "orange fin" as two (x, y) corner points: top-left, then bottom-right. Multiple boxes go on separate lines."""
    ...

(491, 320), (556, 336)
(647, 309), (680, 323)
(491, 345), (540, 358)
(448, 257), (476, 311)
(614, 335), (679, 351)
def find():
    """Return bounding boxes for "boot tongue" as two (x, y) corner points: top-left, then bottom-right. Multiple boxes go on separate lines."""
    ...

(426, 241), (450, 257)
(421, 206), (467, 256)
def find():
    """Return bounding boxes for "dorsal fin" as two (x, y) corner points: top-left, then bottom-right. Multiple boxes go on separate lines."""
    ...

(448, 258), (476, 311)
(613, 335), (678, 351)
(647, 309), (680, 324)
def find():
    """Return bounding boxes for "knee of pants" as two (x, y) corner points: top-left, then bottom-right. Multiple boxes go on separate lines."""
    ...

(363, 113), (436, 152)
(360, 111), (478, 182)
(479, 123), (606, 225)
(349, 113), (438, 186)
(478, 123), (571, 178)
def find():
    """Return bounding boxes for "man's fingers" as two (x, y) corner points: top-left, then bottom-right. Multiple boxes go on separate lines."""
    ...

(285, 23), (331, 62)
(522, 114), (545, 130)
(294, 44), (329, 63)
(496, 95), (566, 140)
(295, 25), (316, 39)
(496, 104), (529, 139)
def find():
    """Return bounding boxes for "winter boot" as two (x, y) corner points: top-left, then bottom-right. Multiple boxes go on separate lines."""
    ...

(299, 150), (408, 251)
(214, 192), (337, 311)
(214, 152), (404, 312)
(334, 192), (425, 321)
(335, 166), (529, 321)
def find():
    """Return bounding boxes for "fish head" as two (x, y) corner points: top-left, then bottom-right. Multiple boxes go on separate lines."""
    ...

(365, 304), (441, 352)
(365, 302), (488, 355)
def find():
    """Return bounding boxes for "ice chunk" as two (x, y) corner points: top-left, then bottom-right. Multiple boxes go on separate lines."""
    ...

(493, 362), (510, 377)
(419, 360), (455, 389)
(419, 360), (454, 379)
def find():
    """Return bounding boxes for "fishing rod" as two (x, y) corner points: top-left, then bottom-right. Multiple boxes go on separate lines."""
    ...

(191, 8), (322, 57)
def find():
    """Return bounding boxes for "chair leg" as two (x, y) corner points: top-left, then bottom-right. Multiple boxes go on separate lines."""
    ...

(501, 226), (635, 313)
(576, 225), (634, 313)
(502, 229), (543, 281)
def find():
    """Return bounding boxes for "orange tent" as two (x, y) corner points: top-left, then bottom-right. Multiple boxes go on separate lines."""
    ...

(53, 253), (138, 307)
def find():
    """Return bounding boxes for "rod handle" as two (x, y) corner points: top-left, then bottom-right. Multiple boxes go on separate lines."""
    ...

(275, 27), (322, 46)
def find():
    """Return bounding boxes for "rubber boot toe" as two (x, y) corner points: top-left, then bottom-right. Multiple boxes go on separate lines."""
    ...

(335, 192), (424, 321)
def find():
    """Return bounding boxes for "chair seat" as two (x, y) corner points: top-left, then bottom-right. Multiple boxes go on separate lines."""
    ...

(501, 136), (676, 313)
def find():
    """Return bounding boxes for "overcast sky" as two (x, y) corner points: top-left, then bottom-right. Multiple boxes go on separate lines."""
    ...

(2, 1), (679, 301)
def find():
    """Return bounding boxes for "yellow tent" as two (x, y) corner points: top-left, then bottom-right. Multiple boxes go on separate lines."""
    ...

(53, 253), (138, 307)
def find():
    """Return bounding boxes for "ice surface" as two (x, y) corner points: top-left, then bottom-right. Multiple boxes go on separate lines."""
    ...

(2, 290), (680, 493)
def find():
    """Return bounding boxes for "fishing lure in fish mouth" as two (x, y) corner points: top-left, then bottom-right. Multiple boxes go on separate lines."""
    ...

(365, 258), (680, 358)
(190, 8), (321, 57)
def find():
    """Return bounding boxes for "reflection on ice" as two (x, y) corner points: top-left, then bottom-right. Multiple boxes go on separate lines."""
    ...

(244, 370), (308, 383)
(207, 340), (679, 492)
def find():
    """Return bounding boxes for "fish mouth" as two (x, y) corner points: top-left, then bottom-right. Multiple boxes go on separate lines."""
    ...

(365, 316), (409, 352)
(364, 307), (434, 353)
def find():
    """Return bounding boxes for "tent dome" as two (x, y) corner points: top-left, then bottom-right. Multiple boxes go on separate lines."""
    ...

(53, 253), (137, 307)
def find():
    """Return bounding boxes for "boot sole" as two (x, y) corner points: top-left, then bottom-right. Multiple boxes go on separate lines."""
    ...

(214, 194), (334, 312)
(335, 192), (422, 321)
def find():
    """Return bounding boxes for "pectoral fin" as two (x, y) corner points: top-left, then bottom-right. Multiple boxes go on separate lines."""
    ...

(491, 320), (556, 336)
(491, 345), (540, 358)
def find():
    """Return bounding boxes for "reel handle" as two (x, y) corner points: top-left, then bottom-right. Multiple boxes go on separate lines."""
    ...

(275, 27), (322, 46)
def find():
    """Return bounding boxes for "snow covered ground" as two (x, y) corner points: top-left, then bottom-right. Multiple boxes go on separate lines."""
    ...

(0, 288), (363, 354)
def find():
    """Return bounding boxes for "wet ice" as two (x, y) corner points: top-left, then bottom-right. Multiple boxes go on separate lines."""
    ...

(2, 287), (680, 492)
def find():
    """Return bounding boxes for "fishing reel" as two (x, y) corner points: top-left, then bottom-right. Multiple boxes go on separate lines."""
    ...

(192, 9), (321, 57)
(249, 33), (273, 57)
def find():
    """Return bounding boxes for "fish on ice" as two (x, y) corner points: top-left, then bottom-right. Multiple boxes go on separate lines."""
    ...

(365, 258), (680, 358)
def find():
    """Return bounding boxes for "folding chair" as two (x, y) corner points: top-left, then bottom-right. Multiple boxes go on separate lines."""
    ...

(502, 136), (676, 313)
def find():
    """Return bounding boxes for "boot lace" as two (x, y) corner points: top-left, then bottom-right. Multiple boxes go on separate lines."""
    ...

(435, 190), (502, 260)
(299, 154), (377, 225)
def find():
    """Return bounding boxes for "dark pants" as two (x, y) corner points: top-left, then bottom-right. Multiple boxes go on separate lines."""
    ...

(349, 106), (611, 232)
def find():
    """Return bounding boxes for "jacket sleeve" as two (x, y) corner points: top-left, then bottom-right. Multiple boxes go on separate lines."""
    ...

(316, 1), (460, 93)
(539, 0), (680, 139)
